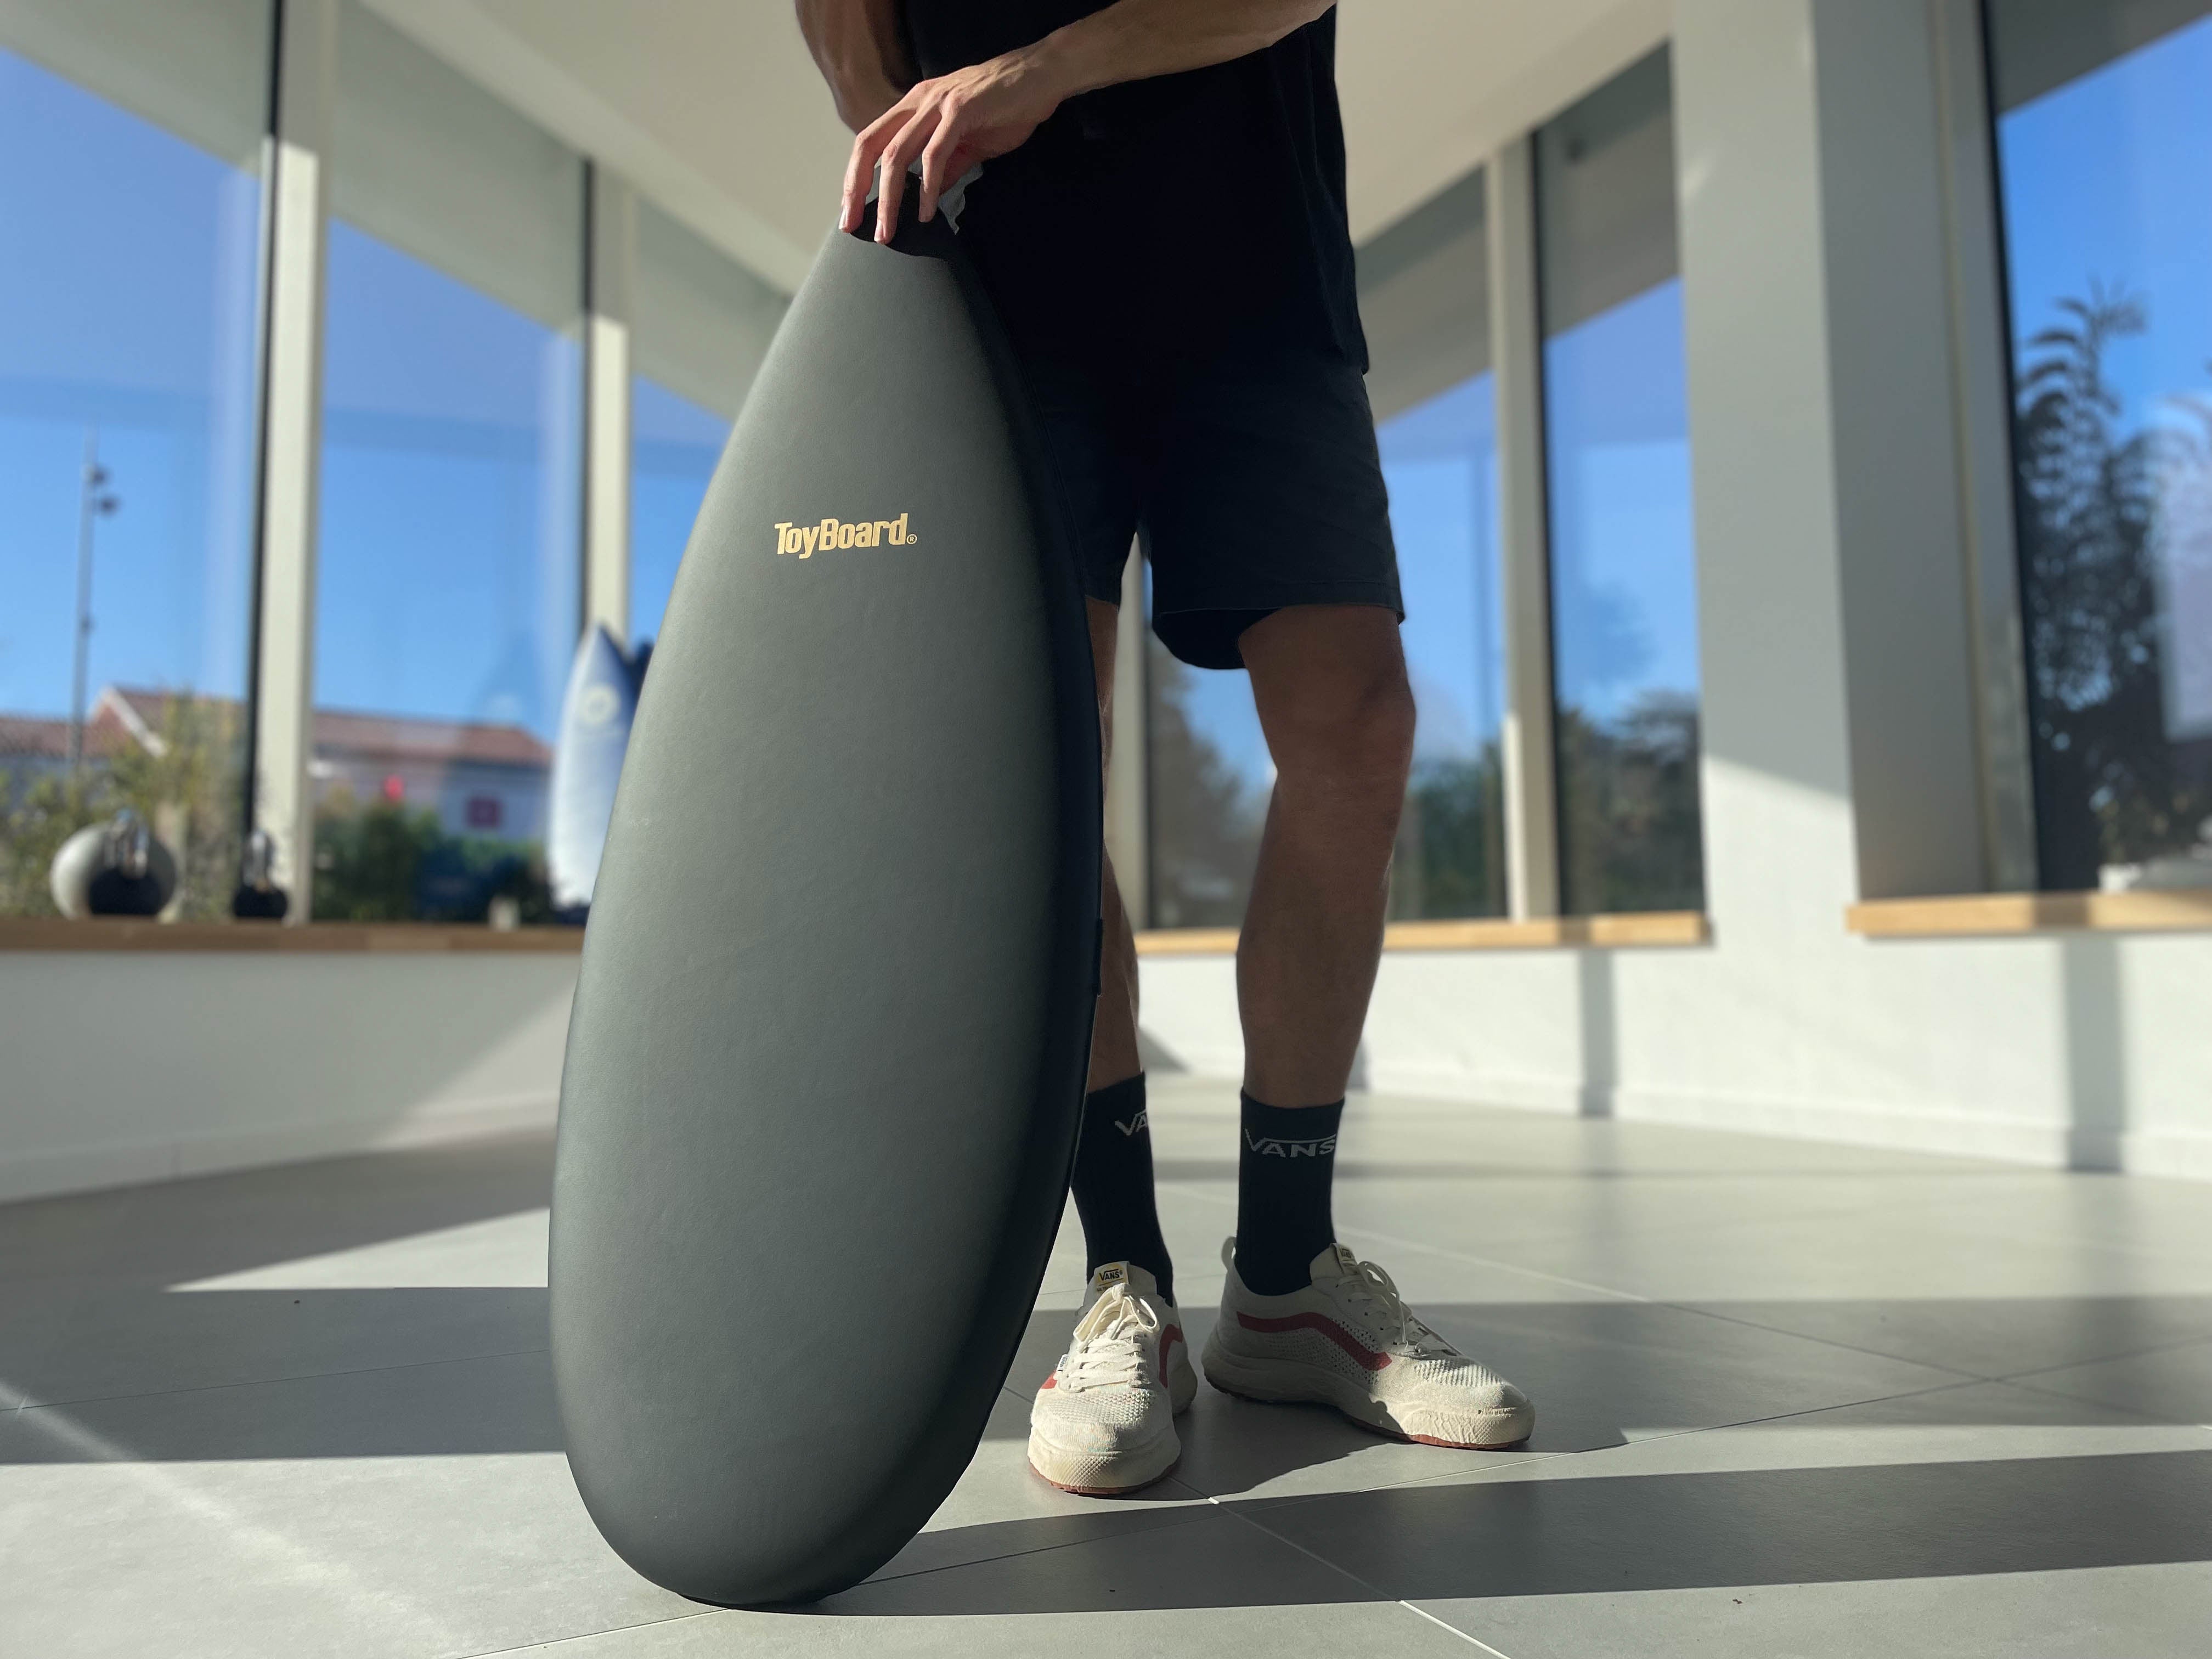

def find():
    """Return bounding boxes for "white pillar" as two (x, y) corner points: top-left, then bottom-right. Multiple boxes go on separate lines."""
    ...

(1488, 140), (1561, 921)
(583, 164), (635, 645)
(248, 0), (336, 921)
(1673, 0), (2020, 909)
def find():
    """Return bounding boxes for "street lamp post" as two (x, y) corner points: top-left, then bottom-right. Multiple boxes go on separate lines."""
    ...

(67, 427), (122, 779)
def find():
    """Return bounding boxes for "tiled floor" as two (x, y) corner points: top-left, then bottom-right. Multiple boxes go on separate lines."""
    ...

(5, 1076), (2211, 1657)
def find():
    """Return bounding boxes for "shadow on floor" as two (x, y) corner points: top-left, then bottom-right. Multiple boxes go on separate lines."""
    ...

(826, 1448), (2212, 1615)
(9, 1294), (2211, 1464)
(0, 1133), (557, 1290)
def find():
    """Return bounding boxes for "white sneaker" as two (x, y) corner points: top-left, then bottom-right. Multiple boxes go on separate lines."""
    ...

(1202, 1239), (1534, 1449)
(1027, 1262), (1196, 1495)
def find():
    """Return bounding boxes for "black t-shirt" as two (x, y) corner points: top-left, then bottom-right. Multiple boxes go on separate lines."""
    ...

(901, 1), (1367, 373)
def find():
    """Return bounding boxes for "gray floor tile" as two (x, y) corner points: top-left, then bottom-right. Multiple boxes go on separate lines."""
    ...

(2016, 1338), (2212, 1424)
(492, 1597), (1478, 1657)
(818, 1505), (1391, 1618)
(1414, 1563), (2212, 1659)
(1242, 1429), (2212, 1605)
(1476, 1204), (2212, 1305)
(1681, 1290), (2212, 1380)
(0, 1359), (686, 1659)
(0, 1281), (549, 1409)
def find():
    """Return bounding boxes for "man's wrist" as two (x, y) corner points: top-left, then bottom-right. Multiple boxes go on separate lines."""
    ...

(1014, 25), (1107, 109)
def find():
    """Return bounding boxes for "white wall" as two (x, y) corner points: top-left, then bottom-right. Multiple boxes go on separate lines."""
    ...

(1132, 0), (2212, 1185)
(0, 953), (576, 1203)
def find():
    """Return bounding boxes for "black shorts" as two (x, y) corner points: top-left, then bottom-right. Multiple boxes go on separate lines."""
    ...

(1017, 346), (1402, 670)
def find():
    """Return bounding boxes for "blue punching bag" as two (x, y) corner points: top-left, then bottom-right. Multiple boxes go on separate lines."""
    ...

(549, 207), (1100, 1605)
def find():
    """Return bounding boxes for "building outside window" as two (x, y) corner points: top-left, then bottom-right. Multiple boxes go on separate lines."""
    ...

(629, 196), (786, 649)
(0, 0), (270, 919)
(312, 0), (584, 923)
(1535, 47), (1704, 916)
(1358, 171), (1508, 921)
(1985, 0), (2212, 892)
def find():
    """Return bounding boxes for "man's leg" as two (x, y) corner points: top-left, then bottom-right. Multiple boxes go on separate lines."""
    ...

(1235, 603), (1414, 1109)
(1198, 603), (1530, 1448)
(1068, 595), (1173, 1298)
(1086, 596), (1143, 1094)
(1220, 603), (1413, 1294)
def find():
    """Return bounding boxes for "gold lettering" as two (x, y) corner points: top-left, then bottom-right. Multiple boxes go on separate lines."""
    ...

(775, 522), (793, 555)
(890, 512), (910, 545)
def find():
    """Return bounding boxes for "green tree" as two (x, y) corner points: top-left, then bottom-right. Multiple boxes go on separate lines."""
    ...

(2012, 287), (2212, 885)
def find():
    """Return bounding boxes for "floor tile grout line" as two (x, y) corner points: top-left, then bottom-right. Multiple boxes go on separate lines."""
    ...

(452, 1609), (719, 1658)
(1996, 1330), (2212, 1386)
(1155, 1182), (1657, 1305)
(1640, 1301), (1993, 1383)
(0, 1342), (553, 1417)
(853, 1498), (1220, 1590)
(1400, 1598), (1517, 1656)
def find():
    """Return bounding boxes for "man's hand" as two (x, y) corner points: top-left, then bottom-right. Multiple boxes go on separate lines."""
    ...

(839, 48), (1069, 242)
(836, 0), (1335, 243)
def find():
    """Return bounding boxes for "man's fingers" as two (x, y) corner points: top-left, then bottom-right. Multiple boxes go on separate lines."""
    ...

(873, 104), (939, 242)
(840, 122), (888, 232)
(840, 95), (913, 232)
(917, 105), (965, 222)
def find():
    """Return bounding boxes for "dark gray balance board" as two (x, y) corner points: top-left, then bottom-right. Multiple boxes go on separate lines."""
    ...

(550, 211), (1101, 1608)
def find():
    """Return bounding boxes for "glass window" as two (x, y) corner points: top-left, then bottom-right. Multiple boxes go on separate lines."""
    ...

(629, 196), (786, 647)
(312, 0), (584, 923)
(1144, 572), (1270, 930)
(0, 0), (270, 919)
(1986, 0), (2212, 890)
(1536, 47), (1704, 915)
(1360, 171), (1508, 920)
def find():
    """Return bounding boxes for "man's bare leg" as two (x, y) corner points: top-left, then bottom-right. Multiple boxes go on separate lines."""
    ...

(1236, 603), (1414, 1108)
(1086, 595), (1143, 1093)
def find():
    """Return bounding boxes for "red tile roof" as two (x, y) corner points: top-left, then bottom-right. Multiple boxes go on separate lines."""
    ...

(2, 689), (549, 769)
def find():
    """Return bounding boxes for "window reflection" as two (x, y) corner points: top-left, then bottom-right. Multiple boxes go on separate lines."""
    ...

(0, 1), (270, 919)
(1362, 172), (1507, 919)
(1988, 0), (2212, 890)
(1144, 567), (1270, 930)
(311, 0), (583, 923)
(1536, 48), (1704, 916)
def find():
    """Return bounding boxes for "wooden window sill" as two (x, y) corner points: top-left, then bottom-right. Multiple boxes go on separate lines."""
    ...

(1136, 911), (1711, 957)
(1848, 890), (2212, 938)
(0, 919), (585, 953)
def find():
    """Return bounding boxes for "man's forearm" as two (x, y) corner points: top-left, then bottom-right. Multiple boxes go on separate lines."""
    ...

(1024, 0), (1336, 103)
(796, 0), (916, 131)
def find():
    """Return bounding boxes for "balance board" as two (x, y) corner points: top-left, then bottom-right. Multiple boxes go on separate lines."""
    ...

(550, 209), (1101, 1607)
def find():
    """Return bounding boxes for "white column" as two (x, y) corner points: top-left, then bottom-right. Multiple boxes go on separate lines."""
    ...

(249, 0), (336, 921)
(583, 164), (635, 645)
(1105, 548), (1149, 929)
(1673, 0), (2010, 913)
(1488, 140), (1562, 921)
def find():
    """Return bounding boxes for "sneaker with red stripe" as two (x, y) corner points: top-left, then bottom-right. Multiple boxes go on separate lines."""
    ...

(1028, 1262), (1197, 1496)
(1201, 1238), (1534, 1449)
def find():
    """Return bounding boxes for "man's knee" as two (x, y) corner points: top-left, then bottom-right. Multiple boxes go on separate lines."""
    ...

(1267, 659), (1415, 808)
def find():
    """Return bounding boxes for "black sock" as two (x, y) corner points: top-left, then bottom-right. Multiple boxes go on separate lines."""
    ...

(1070, 1074), (1173, 1302)
(1234, 1092), (1343, 1295)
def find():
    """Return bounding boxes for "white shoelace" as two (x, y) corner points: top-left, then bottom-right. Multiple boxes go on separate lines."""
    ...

(1058, 1283), (1159, 1392)
(1339, 1257), (1459, 1361)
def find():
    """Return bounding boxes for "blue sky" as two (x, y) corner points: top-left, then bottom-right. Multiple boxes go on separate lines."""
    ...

(0, 52), (259, 721)
(1994, 13), (2212, 739)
